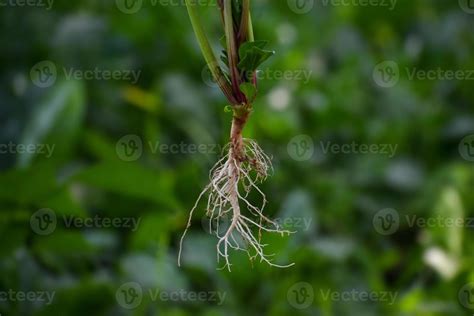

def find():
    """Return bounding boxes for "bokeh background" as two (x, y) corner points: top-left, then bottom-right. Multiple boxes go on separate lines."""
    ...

(1, 0), (474, 315)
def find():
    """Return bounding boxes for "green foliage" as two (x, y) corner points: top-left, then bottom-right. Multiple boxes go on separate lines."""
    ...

(0, 1), (473, 316)
(239, 82), (257, 102)
(237, 40), (275, 73)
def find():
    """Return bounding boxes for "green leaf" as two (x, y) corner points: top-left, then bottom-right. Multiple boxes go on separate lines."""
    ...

(81, 129), (120, 162)
(238, 40), (274, 72)
(239, 82), (257, 102)
(42, 188), (87, 217)
(72, 161), (179, 209)
(240, 39), (268, 51)
(18, 79), (86, 168)
(32, 231), (100, 271)
(37, 282), (113, 316)
(0, 162), (57, 204)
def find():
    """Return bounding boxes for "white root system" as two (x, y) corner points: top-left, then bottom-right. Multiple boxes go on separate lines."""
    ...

(178, 138), (294, 271)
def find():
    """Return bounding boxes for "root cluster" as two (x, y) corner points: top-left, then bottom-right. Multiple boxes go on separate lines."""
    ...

(178, 138), (294, 271)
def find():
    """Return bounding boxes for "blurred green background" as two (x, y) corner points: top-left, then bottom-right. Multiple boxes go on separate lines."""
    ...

(1, 0), (474, 315)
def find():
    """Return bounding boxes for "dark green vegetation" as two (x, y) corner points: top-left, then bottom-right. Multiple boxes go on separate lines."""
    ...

(0, 1), (473, 315)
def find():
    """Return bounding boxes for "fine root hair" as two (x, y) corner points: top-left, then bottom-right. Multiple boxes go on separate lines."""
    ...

(178, 138), (294, 271)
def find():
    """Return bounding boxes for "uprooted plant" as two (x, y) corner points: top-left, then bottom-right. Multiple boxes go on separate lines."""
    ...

(178, 0), (294, 271)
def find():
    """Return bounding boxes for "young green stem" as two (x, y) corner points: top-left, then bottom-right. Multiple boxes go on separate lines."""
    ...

(223, 0), (244, 103)
(245, 8), (256, 85)
(247, 13), (254, 42)
(238, 1), (256, 86)
(185, 0), (237, 104)
(230, 105), (251, 160)
(238, 0), (251, 43)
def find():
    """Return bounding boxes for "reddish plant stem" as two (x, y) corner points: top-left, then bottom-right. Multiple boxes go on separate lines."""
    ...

(224, 0), (245, 104)
(238, 0), (249, 44)
(230, 108), (250, 161)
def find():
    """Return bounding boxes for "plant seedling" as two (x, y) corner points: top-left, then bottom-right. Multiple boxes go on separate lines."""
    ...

(178, 0), (294, 271)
